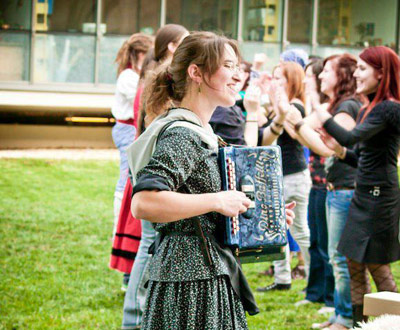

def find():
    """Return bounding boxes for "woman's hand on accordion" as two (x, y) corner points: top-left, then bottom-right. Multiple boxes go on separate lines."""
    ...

(285, 201), (296, 226)
(215, 191), (251, 217)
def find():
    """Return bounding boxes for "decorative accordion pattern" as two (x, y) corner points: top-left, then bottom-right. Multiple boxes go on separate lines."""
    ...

(219, 146), (287, 260)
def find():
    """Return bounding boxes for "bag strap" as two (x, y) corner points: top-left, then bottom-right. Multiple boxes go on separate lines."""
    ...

(156, 119), (202, 145)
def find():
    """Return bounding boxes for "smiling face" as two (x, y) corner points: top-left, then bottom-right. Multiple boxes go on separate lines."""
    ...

(354, 58), (380, 95)
(202, 44), (241, 107)
(319, 60), (337, 98)
(272, 66), (287, 89)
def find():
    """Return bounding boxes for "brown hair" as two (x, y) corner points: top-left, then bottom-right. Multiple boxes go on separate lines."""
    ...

(148, 24), (189, 69)
(279, 62), (306, 104)
(143, 31), (240, 125)
(115, 33), (153, 76)
(323, 54), (360, 114)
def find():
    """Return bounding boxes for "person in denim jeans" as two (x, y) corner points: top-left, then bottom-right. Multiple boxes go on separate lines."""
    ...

(288, 54), (362, 329)
(121, 220), (155, 330)
(120, 24), (189, 330)
(325, 189), (354, 327)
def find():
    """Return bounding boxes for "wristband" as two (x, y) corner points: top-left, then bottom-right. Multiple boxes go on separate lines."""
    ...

(272, 120), (284, 128)
(270, 126), (281, 136)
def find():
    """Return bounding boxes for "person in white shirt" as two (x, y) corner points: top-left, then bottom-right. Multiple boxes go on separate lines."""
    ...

(111, 33), (153, 237)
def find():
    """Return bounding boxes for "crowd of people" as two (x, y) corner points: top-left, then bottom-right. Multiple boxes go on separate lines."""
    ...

(108, 24), (400, 330)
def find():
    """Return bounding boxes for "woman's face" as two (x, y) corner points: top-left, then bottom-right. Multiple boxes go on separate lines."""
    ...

(354, 58), (380, 95)
(319, 60), (337, 96)
(272, 66), (287, 89)
(304, 66), (315, 90)
(204, 44), (241, 107)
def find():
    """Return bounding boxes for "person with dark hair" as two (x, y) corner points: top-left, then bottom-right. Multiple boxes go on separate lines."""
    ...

(312, 46), (400, 327)
(128, 31), (295, 329)
(290, 59), (334, 311)
(289, 53), (363, 329)
(120, 24), (188, 330)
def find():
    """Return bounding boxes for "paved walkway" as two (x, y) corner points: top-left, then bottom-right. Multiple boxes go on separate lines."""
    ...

(0, 149), (119, 160)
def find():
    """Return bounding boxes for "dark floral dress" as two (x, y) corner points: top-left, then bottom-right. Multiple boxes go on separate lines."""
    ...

(132, 126), (249, 330)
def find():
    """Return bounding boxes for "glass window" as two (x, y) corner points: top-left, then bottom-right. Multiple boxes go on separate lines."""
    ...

(102, 0), (160, 35)
(287, 0), (312, 44)
(0, 31), (30, 81)
(32, 0), (96, 33)
(33, 34), (95, 83)
(242, 0), (283, 42)
(98, 0), (160, 84)
(0, 0), (32, 30)
(98, 36), (126, 84)
(318, 0), (398, 50)
(166, 0), (238, 38)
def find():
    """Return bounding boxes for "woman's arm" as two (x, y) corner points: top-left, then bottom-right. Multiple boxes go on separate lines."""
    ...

(131, 190), (250, 223)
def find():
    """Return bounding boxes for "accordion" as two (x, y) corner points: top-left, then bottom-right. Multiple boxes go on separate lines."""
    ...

(219, 146), (287, 263)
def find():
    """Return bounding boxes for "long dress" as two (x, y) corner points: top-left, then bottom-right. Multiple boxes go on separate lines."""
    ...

(323, 99), (400, 264)
(132, 126), (255, 330)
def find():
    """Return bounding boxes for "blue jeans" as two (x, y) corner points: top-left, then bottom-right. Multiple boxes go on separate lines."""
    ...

(112, 122), (136, 193)
(326, 190), (354, 328)
(306, 188), (334, 306)
(121, 220), (156, 329)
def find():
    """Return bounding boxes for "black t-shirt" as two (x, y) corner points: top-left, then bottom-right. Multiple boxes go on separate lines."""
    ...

(325, 99), (361, 187)
(324, 99), (400, 188)
(210, 102), (246, 146)
(258, 103), (307, 176)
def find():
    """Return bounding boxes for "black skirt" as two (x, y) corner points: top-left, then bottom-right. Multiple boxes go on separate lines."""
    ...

(338, 185), (400, 264)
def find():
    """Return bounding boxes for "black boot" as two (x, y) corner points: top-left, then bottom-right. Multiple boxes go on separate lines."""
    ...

(352, 305), (368, 328)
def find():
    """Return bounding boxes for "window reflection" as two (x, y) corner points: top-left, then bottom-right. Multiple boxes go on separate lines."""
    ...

(318, 0), (397, 50)
(167, 0), (238, 38)
(0, 0), (32, 30)
(242, 0), (283, 42)
(287, 0), (312, 44)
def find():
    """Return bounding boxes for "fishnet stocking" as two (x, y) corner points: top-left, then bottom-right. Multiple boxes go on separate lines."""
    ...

(367, 263), (398, 293)
(347, 259), (371, 305)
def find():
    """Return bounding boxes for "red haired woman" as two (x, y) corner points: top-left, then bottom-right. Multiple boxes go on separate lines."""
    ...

(288, 54), (363, 329)
(313, 46), (400, 327)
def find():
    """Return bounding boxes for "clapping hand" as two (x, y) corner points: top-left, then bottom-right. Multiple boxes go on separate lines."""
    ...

(243, 84), (261, 115)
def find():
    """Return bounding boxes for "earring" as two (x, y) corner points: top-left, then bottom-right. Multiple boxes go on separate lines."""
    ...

(198, 82), (201, 93)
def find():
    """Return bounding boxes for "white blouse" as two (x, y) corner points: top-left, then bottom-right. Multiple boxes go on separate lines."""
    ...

(111, 69), (139, 120)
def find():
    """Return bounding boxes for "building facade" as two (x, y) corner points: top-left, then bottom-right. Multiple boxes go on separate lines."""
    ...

(1, 0), (400, 92)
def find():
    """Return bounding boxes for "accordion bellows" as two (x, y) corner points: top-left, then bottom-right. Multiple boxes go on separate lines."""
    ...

(219, 146), (287, 263)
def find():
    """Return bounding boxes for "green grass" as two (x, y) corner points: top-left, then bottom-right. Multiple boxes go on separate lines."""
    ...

(0, 159), (399, 329)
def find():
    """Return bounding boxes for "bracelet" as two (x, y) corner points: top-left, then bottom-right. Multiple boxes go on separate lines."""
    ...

(294, 120), (305, 132)
(245, 119), (258, 122)
(270, 125), (281, 136)
(272, 120), (284, 128)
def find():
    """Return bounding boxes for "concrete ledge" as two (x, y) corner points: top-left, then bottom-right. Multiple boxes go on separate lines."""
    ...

(0, 91), (113, 113)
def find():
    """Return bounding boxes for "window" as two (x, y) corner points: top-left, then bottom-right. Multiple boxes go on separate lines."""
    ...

(32, 1), (97, 83)
(98, 0), (160, 84)
(166, 0), (238, 38)
(287, 0), (312, 44)
(318, 0), (398, 50)
(0, 0), (32, 81)
(242, 0), (283, 42)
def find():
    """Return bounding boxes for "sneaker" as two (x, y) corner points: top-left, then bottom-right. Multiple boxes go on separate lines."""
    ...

(311, 321), (331, 329)
(295, 299), (312, 307)
(256, 283), (291, 292)
(318, 306), (335, 315)
(121, 283), (128, 292)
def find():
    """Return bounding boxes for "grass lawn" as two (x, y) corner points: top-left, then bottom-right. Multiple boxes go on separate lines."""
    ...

(1, 159), (399, 329)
